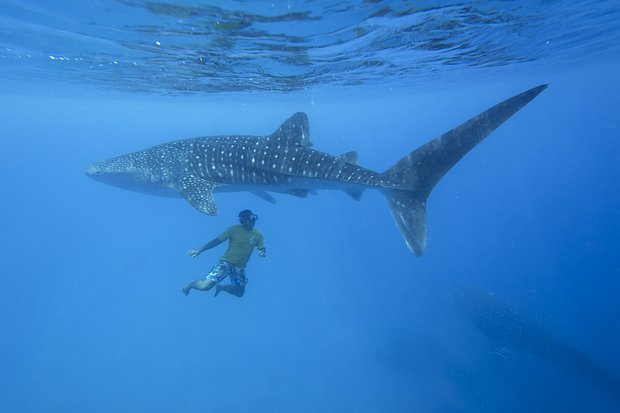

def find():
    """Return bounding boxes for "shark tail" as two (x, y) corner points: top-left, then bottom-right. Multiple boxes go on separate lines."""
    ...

(383, 84), (548, 256)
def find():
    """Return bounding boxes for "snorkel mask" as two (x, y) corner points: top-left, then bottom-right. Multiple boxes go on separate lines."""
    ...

(239, 209), (258, 222)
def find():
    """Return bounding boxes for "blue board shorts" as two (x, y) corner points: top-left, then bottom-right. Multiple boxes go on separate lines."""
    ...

(206, 260), (247, 287)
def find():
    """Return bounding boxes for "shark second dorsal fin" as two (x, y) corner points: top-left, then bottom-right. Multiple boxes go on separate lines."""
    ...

(270, 112), (312, 147)
(335, 151), (359, 169)
(175, 175), (218, 215)
(337, 151), (358, 165)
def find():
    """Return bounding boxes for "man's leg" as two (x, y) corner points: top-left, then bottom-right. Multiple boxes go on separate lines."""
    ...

(182, 279), (216, 295)
(215, 268), (246, 297)
(183, 261), (227, 296)
(214, 284), (245, 297)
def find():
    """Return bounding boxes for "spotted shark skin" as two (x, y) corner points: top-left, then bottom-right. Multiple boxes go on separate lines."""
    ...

(456, 290), (620, 402)
(86, 85), (547, 255)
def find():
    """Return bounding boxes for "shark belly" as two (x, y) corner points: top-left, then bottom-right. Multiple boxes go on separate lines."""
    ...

(211, 176), (380, 194)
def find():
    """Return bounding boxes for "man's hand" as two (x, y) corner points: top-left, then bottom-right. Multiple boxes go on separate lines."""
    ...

(186, 249), (202, 258)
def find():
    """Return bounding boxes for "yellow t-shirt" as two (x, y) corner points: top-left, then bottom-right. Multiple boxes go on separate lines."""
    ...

(218, 225), (265, 268)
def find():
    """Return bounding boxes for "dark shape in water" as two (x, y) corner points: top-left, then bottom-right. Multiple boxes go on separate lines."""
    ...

(456, 290), (620, 401)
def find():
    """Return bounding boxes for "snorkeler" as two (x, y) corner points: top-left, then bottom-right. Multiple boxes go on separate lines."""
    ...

(182, 209), (266, 298)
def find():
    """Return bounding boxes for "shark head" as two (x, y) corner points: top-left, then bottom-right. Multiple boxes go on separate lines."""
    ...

(85, 152), (177, 197)
(86, 157), (149, 188)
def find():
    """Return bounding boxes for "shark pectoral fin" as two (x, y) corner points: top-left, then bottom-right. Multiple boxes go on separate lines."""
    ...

(175, 176), (218, 215)
(344, 189), (364, 200)
(252, 190), (277, 204)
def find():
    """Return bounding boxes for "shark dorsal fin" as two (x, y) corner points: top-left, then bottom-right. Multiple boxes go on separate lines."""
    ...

(269, 112), (312, 147)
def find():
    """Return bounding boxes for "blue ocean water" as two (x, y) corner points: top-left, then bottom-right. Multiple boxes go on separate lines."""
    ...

(1, 1), (619, 412)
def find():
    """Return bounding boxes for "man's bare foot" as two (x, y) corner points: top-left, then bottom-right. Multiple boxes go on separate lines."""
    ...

(182, 285), (191, 296)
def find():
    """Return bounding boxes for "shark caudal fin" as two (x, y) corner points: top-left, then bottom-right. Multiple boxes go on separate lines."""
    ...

(384, 84), (548, 256)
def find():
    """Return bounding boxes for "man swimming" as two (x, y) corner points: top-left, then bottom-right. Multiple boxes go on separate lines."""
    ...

(182, 209), (266, 298)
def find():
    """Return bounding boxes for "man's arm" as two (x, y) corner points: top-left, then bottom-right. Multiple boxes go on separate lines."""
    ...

(257, 234), (266, 257)
(186, 237), (224, 257)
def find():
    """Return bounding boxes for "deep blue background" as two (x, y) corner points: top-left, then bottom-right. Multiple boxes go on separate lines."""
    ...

(1, 62), (619, 411)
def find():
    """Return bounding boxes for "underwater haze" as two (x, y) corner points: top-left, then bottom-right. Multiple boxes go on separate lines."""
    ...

(1, 1), (619, 412)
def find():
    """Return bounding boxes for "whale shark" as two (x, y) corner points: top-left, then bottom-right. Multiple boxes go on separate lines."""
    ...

(86, 85), (547, 255)
(456, 289), (620, 402)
